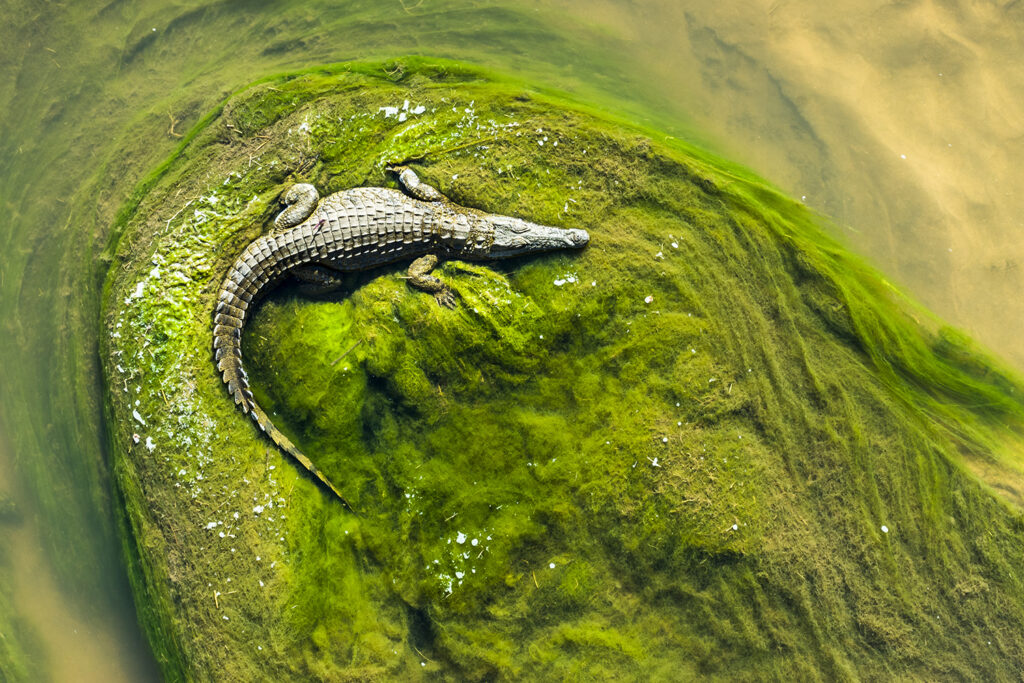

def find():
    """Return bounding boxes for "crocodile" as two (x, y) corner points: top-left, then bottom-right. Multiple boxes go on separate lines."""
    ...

(213, 167), (589, 506)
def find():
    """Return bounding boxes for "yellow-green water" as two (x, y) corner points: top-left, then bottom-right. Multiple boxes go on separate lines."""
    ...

(2, 1), (1024, 679)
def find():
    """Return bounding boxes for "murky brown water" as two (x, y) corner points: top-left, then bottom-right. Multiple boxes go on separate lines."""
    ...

(573, 0), (1024, 368)
(3, 1), (1023, 679)
(6, 527), (145, 682)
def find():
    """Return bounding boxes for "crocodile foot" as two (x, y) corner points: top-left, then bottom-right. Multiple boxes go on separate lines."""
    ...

(434, 287), (457, 309)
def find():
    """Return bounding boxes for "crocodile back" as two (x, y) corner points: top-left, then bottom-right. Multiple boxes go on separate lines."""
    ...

(315, 187), (439, 267)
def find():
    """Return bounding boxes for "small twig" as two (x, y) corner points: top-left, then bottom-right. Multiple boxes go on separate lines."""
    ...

(532, 571), (539, 588)
(296, 154), (319, 174)
(329, 339), (363, 367)
(167, 110), (182, 138)
(412, 645), (433, 663)
(164, 198), (194, 229)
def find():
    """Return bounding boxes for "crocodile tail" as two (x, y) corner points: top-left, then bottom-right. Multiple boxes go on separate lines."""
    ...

(213, 285), (256, 410)
(213, 267), (353, 510)
(248, 403), (353, 510)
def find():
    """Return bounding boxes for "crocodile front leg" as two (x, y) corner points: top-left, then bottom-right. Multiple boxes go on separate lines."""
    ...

(388, 166), (446, 202)
(390, 167), (456, 307)
(408, 254), (456, 308)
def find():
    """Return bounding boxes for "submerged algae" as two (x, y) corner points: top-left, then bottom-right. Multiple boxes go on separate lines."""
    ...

(102, 58), (1024, 680)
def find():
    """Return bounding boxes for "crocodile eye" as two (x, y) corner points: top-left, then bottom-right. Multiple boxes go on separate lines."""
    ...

(508, 222), (531, 234)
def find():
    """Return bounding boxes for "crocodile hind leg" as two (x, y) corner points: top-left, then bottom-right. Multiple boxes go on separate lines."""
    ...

(407, 254), (456, 308)
(291, 264), (347, 296)
(388, 166), (446, 202)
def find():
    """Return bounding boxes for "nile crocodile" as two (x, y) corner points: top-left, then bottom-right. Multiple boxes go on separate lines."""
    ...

(213, 167), (589, 505)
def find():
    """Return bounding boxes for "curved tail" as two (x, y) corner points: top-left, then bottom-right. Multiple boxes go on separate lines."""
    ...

(249, 403), (353, 509)
(213, 257), (352, 509)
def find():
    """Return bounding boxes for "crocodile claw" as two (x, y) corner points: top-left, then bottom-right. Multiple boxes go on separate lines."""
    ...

(435, 288), (457, 309)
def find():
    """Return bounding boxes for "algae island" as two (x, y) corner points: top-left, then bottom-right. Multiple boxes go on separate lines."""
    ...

(101, 59), (1024, 680)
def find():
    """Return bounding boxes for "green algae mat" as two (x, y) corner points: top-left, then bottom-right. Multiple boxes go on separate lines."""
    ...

(101, 59), (1024, 680)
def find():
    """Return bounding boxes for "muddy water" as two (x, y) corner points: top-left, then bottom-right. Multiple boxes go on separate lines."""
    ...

(2, 1), (1023, 679)
(6, 520), (146, 683)
(568, 0), (1024, 368)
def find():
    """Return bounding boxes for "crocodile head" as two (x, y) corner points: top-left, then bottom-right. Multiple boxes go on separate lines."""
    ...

(475, 215), (590, 259)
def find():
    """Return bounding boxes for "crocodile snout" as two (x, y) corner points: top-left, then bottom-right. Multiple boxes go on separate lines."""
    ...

(565, 228), (590, 248)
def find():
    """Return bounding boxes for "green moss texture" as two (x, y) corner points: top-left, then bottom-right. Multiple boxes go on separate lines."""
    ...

(102, 58), (1024, 680)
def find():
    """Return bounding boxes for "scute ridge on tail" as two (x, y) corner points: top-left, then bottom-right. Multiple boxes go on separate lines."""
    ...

(249, 403), (352, 509)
